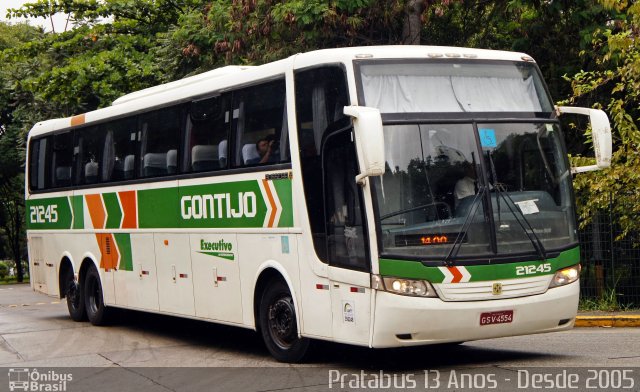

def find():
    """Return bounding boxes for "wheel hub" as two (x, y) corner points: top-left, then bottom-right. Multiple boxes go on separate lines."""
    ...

(268, 297), (295, 347)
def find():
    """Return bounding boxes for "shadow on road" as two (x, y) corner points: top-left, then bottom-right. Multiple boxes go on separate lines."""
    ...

(92, 308), (566, 369)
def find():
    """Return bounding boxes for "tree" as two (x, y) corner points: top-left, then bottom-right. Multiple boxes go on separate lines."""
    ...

(0, 2), (186, 281)
(154, 0), (468, 80)
(0, 176), (26, 282)
(564, 0), (640, 239)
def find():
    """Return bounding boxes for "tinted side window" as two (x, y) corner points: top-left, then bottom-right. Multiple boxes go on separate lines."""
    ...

(140, 106), (184, 178)
(51, 132), (73, 188)
(294, 66), (350, 262)
(184, 95), (230, 173)
(29, 137), (50, 191)
(74, 126), (105, 185)
(103, 118), (138, 182)
(324, 130), (369, 271)
(232, 79), (287, 167)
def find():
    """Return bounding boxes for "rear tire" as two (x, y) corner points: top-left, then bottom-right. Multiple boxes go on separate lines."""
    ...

(259, 280), (309, 362)
(65, 268), (86, 322)
(84, 265), (111, 326)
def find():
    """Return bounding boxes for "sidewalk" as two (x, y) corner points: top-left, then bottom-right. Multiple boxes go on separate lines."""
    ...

(575, 310), (640, 327)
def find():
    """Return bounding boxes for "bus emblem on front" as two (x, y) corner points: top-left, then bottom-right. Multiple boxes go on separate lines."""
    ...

(492, 283), (503, 295)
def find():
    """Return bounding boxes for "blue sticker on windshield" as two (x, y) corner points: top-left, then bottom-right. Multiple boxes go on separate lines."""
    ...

(479, 128), (497, 148)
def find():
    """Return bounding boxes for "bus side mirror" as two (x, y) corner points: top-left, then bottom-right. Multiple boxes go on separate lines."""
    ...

(343, 106), (385, 185)
(557, 106), (612, 174)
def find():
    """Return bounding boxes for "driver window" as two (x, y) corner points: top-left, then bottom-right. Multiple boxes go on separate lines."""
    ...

(324, 131), (368, 271)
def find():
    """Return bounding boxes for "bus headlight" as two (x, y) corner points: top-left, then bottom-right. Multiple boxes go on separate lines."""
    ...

(549, 264), (581, 288)
(382, 277), (437, 297)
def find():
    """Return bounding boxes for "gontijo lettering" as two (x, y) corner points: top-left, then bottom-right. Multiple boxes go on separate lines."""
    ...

(181, 192), (257, 219)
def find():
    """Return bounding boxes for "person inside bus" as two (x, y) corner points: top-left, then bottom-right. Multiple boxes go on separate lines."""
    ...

(454, 162), (477, 205)
(246, 134), (279, 165)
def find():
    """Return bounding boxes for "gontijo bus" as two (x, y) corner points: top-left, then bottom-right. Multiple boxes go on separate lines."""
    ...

(25, 46), (612, 362)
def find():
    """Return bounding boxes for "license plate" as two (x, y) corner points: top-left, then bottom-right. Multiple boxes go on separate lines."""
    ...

(480, 310), (513, 326)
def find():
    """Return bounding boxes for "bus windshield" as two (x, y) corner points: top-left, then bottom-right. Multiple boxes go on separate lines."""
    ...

(372, 122), (577, 260)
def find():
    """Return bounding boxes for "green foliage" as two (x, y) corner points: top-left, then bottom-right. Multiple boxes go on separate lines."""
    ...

(565, 0), (640, 239)
(0, 2), (185, 281)
(155, 0), (450, 79)
(0, 262), (7, 279)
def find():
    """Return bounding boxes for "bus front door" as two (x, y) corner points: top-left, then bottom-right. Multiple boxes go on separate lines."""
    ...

(323, 130), (372, 345)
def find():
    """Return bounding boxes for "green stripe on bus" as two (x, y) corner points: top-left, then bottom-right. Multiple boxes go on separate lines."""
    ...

(27, 178), (294, 230)
(138, 180), (272, 229)
(114, 233), (133, 271)
(272, 179), (293, 228)
(72, 195), (84, 230)
(103, 193), (123, 229)
(197, 251), (235, 261)
(379, 246), (580, 283)
(137, 187), (179, 228)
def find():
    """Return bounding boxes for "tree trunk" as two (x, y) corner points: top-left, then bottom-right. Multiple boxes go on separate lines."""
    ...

(13, 202), (23, 283)
(402, 0), (427, 45)
(1, 180), (25, 283)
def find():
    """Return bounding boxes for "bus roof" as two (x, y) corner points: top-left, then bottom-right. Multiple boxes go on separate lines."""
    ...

(27, 45), (534, 139)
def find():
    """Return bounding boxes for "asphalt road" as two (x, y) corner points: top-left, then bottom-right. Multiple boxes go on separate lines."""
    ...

(1, 284), (639, 392)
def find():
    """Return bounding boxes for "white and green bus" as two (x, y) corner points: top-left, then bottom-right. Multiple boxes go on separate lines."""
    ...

(25, 46), (612, 362)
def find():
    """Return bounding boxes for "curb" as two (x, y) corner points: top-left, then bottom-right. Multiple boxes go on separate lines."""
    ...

(575, 315), (640, 328)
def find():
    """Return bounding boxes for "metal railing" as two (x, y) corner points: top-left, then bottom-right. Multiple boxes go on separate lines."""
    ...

(578, 196), (640, 307)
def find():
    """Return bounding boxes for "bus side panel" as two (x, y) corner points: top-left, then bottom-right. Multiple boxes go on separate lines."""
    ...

(295, 236), (333, 339)
(237, 233), (301, 329)
(37, 233), (62, 297)
(28, 234), (47, 294)
(154, 233), (195, 316)
(191, 234), (243, 324)
(113, 233), (159, 311)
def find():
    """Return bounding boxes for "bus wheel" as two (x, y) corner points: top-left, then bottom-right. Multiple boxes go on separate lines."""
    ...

(65, 269), (86, 321)
(84, 265), (111, 326)
(259, 280), (309, 362)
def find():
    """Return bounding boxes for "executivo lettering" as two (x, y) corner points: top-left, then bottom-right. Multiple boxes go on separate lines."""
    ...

(200, 239), (233, 252)
(198, 239), (235, 261)
(181, 192), (257, 220)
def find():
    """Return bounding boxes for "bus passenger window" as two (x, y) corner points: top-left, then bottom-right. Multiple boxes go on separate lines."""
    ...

(231, 79), (287, 167)
(102, 117), (138, 182)
(184, 95), (230, 173)
(51, 132), (73, 188)
(29, 137), (50, 190)
(74, 126), (104, 185)
(139, 106), (184, 178)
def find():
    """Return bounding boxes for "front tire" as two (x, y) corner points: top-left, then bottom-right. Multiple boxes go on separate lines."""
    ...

(259, 280), (309, 362)
(84, 265), (111, 326)
(65, 268), (86, 321)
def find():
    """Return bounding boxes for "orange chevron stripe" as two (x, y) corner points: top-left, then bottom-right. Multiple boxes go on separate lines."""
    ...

(262, 179), (277, 228)
(119, 191), (137, 229)
(85, 194), (106, 229)
(96, 233), (119, 271)
(447, 266), (463, 283)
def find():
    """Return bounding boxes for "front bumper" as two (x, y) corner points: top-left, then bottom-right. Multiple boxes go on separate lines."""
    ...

(371, 280), (579, 348)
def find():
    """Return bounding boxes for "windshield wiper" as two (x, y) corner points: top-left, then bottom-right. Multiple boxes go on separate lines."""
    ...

(443, 184), (487, 265)
(486, 151), (547, 261)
